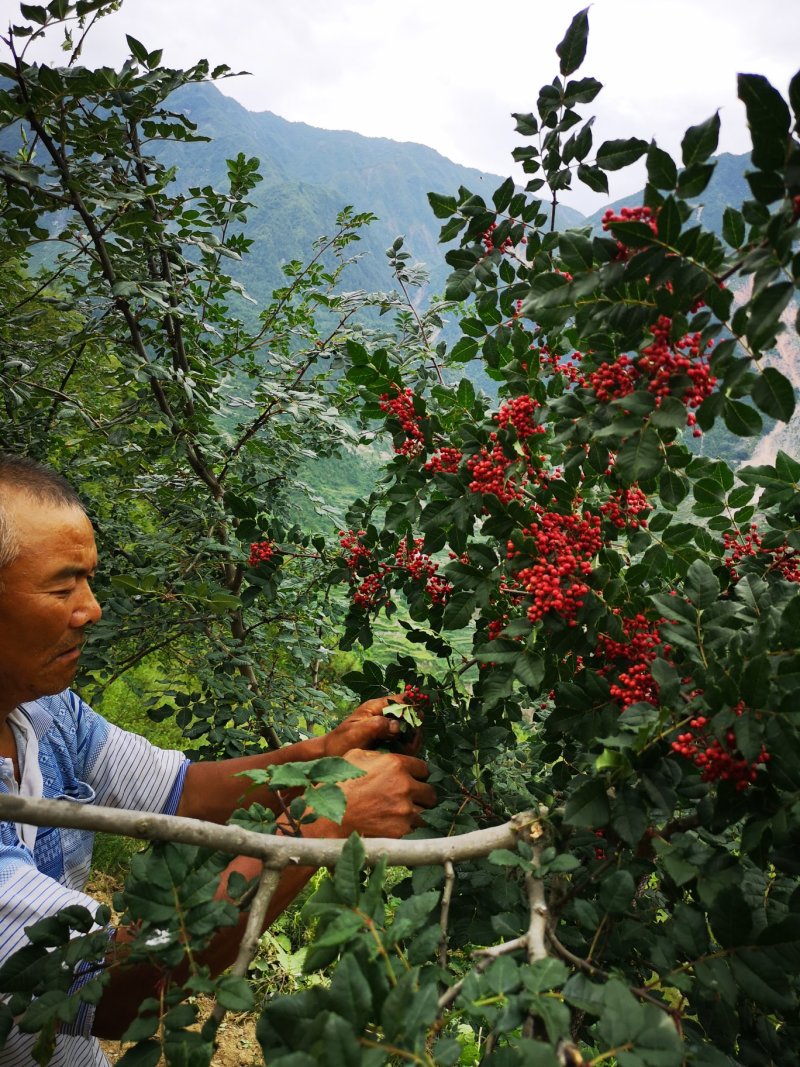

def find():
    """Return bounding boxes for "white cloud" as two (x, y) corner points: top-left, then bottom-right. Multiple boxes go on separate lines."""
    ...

(7, 0), (800, 212)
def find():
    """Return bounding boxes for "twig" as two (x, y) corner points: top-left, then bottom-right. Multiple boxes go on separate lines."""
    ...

(547, 927), (674, 1019)
(209, 867), (282, 1027)
(436, 936), (529, 1012)
(438, 860), (455, 973)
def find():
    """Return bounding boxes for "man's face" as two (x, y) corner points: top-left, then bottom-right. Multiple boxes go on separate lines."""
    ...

(0, 492), (101, 714)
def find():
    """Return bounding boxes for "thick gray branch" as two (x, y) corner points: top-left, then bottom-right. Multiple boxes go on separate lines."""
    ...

(0, 795), (537, 869)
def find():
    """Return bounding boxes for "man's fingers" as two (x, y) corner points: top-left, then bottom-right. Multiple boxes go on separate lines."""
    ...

(396, 754), (430, 780)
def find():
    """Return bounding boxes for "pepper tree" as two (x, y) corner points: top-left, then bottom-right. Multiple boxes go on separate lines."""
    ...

(1, 5), (800, 1067)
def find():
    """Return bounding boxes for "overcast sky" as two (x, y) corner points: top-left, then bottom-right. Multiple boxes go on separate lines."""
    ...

(5, 0), (800, 212)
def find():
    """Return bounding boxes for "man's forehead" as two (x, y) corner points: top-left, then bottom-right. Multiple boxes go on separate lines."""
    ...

(3, 493), (95, 551)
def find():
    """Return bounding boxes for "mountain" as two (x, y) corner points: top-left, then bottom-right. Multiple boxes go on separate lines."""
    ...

(157, 82), (586, 302)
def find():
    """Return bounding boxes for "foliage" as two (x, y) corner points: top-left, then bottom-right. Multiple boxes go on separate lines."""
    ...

(0, 0), (443, 761)
(2, 3), (800, 1067)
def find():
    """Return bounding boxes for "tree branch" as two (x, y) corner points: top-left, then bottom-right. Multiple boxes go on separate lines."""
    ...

(208, 866), (282, 1029)
(0, 795), (537, 869)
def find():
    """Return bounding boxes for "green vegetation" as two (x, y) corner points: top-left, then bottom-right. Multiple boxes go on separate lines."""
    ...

(1, 3), (800, 1066)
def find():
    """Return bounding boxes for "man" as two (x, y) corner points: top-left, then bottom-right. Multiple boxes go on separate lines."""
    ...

(0, 454), (435, 1065)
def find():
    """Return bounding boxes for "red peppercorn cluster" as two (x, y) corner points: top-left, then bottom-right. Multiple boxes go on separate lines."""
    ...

(602, 205), (658, 261)
(487, 615), (510, 641)
(638, 317), (715, 424)
(379, 385), (425, 458)
(467, 434), (526, 503)
(596, 613), (664, 709)
(495, 394), (544, 439)
(395, 538), (453, 605)
(425, 446), (463, 475)
(341, 532), (454, 613)
(671, 703), (769, 791)
(587, 317), (715, 432)
(481, 221), (514, 255)
(353, 572), (387, 610)
(600, 487), (651, 530)
(537, 345), (586, 388)
(507, 509), (602, 626)
(401, 683), (430, 707)
(723, 525), (800, 584)
(339, 529), (372, 572)
(248, 540), (275, 566)
(588, 354), (637, 403)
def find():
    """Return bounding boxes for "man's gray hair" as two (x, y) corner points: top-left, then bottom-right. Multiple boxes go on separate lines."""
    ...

(0, 454), (85, 573)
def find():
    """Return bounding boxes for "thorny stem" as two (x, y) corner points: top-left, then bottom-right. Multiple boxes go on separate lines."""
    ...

(358, 1036), (433, 1066)
(436, 937), (529, 1013)
(438, 860), (455, 975)
(589, 1044), (635, 1065)
(547, 927), (678, 1021)
(209, 866), (282, 1028)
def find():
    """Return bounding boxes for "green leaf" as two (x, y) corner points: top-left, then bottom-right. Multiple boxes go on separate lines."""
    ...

(329, 954), (373, 1030)
(513, 652), (544, 690)
(747, 281), (794, 351)
(599, 869), (636, 913)
(646, 142), (677, 190)
(445, 269), (476, 301)
(676, 161), (715, 198)
(615, 429), (663, 483)
(738, 73), (791, 170)
(427, 192), (457, 219)
(20, 4), (48, 24)
(722, 207), (745, 248)
(492, 177), (515, 213)
(790, 69), (800, 129)
(752, 366), (795, 422)
(686, 559), (725, 610)
(215, 974), (254, 1013)
(564, 780), (610, 828)
(125, 34), (150, 65)
(116, 1041), (162, 1067)
(390, 891), (440, 942)
(596, 138), (648, 171)
(681, 112), (720, 166)
(442, 590), (476, 629)
(657, 196), (680, 245)
(723, 398), (762, 437)
(577, 164), (609, 193)
(520, 958), (569, 993)
(556, 8), (589, 76)
(307, 783), (346, 824)
(658, 469), (688, 506)
(334, 833), (366, 906)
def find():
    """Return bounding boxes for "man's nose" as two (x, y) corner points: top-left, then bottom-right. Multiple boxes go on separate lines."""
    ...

(72, 585), (102, 627)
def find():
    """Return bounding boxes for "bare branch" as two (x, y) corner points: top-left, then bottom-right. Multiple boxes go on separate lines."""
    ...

(438, 860), (455, 972)
(0, 795), (537, 869)
(209, 867), (281, 1028)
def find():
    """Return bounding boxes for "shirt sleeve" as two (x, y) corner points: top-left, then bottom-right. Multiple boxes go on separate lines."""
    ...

(0, 840), (112, 1043)
(67, 690), (190, 816)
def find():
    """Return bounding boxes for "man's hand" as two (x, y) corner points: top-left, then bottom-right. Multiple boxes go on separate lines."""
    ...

(322, 695), (422, 757)
(334, 748), (435, 838)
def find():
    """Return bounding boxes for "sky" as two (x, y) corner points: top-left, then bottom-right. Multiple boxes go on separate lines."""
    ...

(4, 0), (800, 213)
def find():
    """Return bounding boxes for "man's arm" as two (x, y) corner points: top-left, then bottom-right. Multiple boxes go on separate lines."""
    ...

(92, 748), (435, 1039)
(175, 695), (414, 824)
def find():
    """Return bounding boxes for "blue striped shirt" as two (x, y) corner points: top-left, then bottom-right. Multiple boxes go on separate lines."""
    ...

(0, 690), (189, 1066)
